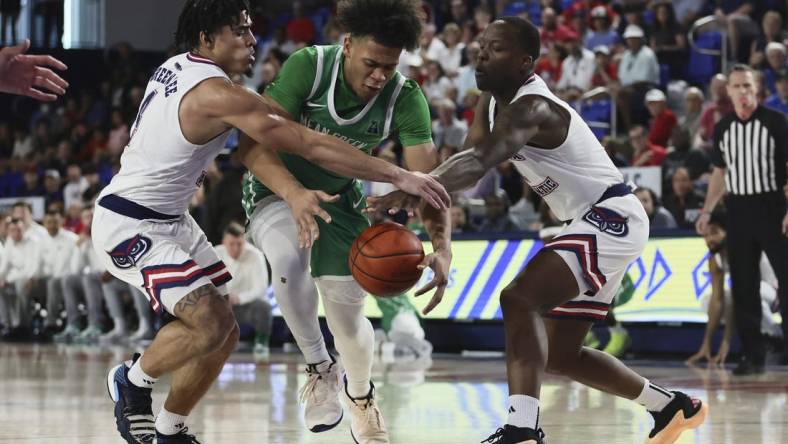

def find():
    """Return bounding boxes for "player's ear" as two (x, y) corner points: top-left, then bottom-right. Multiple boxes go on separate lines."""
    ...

(521, 55), (533, 74)
(200, 31), (214, 49)
(342, 34), (352, 58)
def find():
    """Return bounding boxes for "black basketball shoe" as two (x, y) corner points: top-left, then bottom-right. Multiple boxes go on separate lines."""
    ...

(646, 391), (708, 443)
(482, 425), (546, 444)
(106, 353), (155, 443)
(156, 428), (201, 443)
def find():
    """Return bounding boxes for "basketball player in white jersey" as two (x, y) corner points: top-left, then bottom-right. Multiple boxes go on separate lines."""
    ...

(93, 1), (448, 443)
(369, 18), (707, 444)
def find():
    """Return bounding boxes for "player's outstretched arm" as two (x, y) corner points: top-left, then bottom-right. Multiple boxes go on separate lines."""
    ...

(238, 132), (338, 249)
(0, 39), (68, 101)
(212, 81), (450, 210)
(431, 96), (548, 193)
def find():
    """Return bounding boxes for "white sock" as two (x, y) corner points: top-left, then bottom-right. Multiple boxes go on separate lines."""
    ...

(634, 379), (675, 412)
(507, 394), (540, 429)
(127, 358), (158, 389)
(155, 407), (188, 435)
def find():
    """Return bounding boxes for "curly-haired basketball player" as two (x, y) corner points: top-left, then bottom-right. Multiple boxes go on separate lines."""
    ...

(241, 1), (451, 442)
(95, 1), (448, 443)
(369, 17), (708, 444)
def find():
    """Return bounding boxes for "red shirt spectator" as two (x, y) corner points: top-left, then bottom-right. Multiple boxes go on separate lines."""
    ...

(590, 45), (617, 87)
(540, 7), (577, 48)
(645, 89), (677, 147)
(562, 0), (616, 32)
(535, 55), (563, 86)
(630, 125), (667, 166)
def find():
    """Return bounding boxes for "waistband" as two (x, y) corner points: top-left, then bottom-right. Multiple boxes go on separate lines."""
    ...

(595, 183), (633, 204)
(98, 194), (180, 221)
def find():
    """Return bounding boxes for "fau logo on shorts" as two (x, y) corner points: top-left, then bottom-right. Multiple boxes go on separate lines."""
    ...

(582, 206), (629, 237)
(532, 176), (559, 197)
(108, 234), (152, 269)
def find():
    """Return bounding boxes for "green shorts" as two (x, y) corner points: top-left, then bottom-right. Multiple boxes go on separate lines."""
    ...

(310, 181), (370, 277)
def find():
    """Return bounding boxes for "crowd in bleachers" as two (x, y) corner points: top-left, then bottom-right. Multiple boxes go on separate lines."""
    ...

(0, 0), (786, 341)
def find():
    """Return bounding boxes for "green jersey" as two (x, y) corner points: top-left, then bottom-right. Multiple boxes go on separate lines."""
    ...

(241, 45), (432, 216)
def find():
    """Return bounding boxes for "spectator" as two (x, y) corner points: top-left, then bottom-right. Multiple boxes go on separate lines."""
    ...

(62, 163), (88, 209)
(764, 70), (788, 115)
(762, 42), (787, 96)
(634, 187), (677, 229)
(602, 136), (629, 167)
(421, 60), (453, 106)
(749, 11), (787, 68)
(40, 210), (80, 335)
(286, 1), (315, 48)
(535, 43), (564, 89)
(618, 25), (660, 87)
(680, 87), (705, 147)
(540, 7), (576, 48)
(432, 99), (468, 152)
(19, 168), (43, 197)
(618, 25), (660, 129)
(664, 126), (710, 185)
(12, 127), (32, 159)
(450, 205), (474, 234)
(478, 192), (519, 233)
(673, 0), (705, 28)
(215, 222), (273, 357)
(651, 1), (687, 80)
(419, 23), (447, 63)
(584, 6), (620, 51)
(449, 0), (471, 25)
(645, 89), (677, 147)
(454, 41), (479, 103)
(590, 45), (617, 88)
(62, 200), (83, 234)
(556, 34), (595, 92)
(699, 73), (733, 148)
(510, 185), (542, 231)
(0, 217), (40, 338)
(106, 108), (129, 156)
(436, 23), (465, 77)
(663, 167), (705, 229)
(57, 206), (104, 343)
(10, 201), (47, 240)
(630, 125), (667, 167)
(473, 4), (493, 35)
(42, 169), (63, 207)
(81, 164), (104, 203)
(715, 0), (757, 63)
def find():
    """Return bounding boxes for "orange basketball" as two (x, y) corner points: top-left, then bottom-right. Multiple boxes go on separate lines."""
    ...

(349, 222), (425, 297)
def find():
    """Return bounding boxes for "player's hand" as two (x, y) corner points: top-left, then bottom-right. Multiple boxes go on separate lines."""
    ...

(414, 249), (451, 315)
(393, 171), (450, 211)
(0, 39), (68, 101)
(695, 212), (710, 235)
(363, 190), (421, 217)
(712, 340), (730, 365)
(686, 342), (713, 366)
(285, 188), (339, 249)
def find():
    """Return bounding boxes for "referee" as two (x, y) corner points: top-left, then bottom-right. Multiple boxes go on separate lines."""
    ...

(697, 64), (788, 375)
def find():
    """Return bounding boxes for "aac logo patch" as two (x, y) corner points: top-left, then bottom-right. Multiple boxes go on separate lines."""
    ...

(582, 206), (629, 237)
(108, 234), (152, 269)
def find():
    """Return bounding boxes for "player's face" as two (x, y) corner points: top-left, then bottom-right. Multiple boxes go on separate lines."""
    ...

(343, 36), (401, 102)
(727, 70), (758, 111)
(209, 11), (256, 75)
(704, 224), (726, 253)
(475, 21), (532, 93)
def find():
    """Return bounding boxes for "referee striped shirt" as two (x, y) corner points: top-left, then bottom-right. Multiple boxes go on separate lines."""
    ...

(711, 106), (787, 195)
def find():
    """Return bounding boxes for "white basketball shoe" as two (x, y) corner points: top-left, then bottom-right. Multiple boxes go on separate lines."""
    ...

(298, 355), (344, 432)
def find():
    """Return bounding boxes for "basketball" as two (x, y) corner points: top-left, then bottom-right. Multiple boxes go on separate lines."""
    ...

(349, 221), (425, 297)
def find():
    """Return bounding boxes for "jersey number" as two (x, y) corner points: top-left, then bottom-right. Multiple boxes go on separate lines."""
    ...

(129, 90), (159, 142)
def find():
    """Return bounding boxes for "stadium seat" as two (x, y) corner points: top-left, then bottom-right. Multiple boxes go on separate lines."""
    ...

(687, 31), (722, 86)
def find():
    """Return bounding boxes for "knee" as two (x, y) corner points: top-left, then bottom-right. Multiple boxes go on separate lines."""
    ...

(194, 303), (237, 354)
(500, 286), (539, 316)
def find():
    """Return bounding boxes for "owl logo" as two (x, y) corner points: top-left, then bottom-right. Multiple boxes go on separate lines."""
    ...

(582, 207), (629, 237)
(108, 234), (152, 269)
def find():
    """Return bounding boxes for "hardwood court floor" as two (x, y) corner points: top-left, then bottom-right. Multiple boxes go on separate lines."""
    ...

(1, 343), (786, 443)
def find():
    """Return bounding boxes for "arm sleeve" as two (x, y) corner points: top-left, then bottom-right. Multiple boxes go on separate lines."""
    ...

(393, 80), (434, 148)
(710, 121), (727, 167)
(264, 46), (319, 118)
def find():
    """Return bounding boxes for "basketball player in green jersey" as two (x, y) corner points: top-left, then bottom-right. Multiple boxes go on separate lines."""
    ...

(240, 1), (451, 442)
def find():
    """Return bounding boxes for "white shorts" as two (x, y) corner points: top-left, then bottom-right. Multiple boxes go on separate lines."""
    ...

(542, 192), (649, 323)
(91, 195), (231, 315)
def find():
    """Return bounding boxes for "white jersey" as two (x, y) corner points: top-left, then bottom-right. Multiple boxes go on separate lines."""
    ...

(99, 52), (232, 216)
(488, 74), (622, 221)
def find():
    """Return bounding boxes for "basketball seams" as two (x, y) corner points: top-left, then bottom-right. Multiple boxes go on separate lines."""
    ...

(357, 250), (424, 259)
(350, 256), (425, 283)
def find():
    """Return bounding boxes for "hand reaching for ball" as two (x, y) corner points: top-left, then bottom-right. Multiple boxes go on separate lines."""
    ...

(414, 249), (451, 315)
